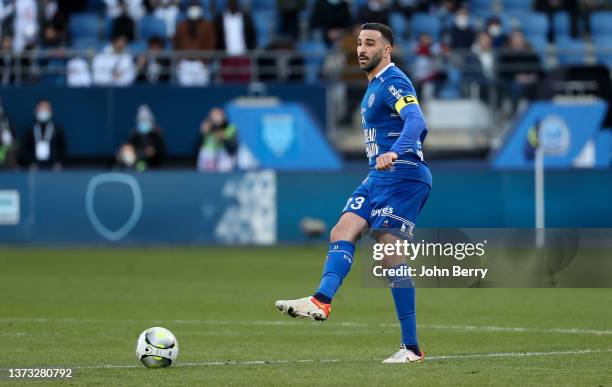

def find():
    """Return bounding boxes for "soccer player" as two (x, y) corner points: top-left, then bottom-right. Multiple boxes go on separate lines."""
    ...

(275, 23), (432, 364)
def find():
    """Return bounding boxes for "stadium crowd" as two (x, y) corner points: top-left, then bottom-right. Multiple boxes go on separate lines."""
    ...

(0, 0), (609, 88)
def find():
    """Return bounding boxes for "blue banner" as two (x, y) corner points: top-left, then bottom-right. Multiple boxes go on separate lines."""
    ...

(491, 101), (608, 169)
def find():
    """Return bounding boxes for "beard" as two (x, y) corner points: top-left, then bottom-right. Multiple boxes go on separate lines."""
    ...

(359, 50), (383, 73)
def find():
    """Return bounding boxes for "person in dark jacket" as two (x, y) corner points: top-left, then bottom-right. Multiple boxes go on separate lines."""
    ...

(116, 104), (165, 171)
(19, 100), (67, 170)
(309, 0), (352, 46)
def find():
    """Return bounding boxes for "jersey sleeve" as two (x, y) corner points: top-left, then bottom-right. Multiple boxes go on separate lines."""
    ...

(382, 77), (427, 158)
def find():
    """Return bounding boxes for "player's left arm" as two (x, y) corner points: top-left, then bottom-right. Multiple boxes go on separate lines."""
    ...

(375, 79), (426, 170)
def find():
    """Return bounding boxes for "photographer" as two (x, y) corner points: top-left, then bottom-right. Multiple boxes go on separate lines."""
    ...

(195, 107), (238, 172)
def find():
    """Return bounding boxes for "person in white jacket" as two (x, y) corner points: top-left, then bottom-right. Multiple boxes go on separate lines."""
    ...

(92, 35), (136, 86)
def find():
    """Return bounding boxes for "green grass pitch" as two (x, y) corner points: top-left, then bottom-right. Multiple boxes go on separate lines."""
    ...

(1, 246), (611, 385)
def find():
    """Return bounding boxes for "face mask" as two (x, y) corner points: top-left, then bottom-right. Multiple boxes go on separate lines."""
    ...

(137, 120), (153, 134)
(36, 110), (51, 123)
(455, 15), (469, 29)
(187, 6), (202, 20)
(488, 25), (502, 37)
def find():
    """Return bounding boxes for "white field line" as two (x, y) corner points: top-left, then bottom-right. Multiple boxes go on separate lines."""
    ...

(1, 317), (611, 336)
(4, 348), (610, 370)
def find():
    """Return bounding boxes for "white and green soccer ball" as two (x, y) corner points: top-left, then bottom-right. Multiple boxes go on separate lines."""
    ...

(136, 327), (179, 368)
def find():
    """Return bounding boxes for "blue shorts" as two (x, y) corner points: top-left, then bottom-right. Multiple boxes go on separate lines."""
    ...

(341, 176), (430, 239)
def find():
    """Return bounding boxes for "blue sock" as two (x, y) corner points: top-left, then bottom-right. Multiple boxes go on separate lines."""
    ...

(387, 263), (419, 351)
(313, 240), (355, 303)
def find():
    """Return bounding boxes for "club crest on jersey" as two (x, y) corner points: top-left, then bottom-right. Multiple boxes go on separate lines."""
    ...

(400, 222), (415, 238)
(368, 93), (376, 108)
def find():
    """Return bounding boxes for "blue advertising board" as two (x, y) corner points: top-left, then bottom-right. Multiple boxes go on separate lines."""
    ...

(491, 101), (609, 169)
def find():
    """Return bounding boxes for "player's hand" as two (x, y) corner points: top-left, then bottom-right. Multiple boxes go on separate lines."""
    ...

(375, 152), (398, 170)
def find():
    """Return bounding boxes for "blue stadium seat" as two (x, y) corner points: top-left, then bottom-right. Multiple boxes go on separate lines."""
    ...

(128, 40), (148, 55)
(469, 0), (493, 13)
(253, 9), (277, 48)
(555, 37), (587, 65)
(593, 38), (612, 66)
(71, 37), (102, 50)
(591, 12), (612, 36)
(297, 40), (325, 84)
(502, 0), (533, 12)
(553, 12), (570, 38)
(84, 0), (105, 13)
(514, 12), (548, 36)
(389, 12), (408, 43)
(410, 13), (441, 39)
(139, 15), (167, 40)
(69, 13), (100, 40)
(251, 0), (276, 11)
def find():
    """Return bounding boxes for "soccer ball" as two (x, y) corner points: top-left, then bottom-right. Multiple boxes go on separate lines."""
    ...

(136, 327), (179, 368)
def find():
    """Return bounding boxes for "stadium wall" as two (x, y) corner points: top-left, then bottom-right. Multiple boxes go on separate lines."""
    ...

(0, 169), (609, 245)
(0, 86), (327, 157)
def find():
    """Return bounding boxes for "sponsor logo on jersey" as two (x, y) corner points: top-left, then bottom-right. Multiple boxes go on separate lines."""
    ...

(371, 207), (394, 217)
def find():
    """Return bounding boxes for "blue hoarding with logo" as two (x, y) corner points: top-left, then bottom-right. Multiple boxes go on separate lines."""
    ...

(491, 101), (609, 168)
(225, 102), (342, 170)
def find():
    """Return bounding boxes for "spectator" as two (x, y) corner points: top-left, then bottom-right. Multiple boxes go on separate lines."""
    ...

(12, 0), (38, 53)
(110, 1), (136, 42)
(0, 99), (16, 169)
(485, 16), (506, 48)
(309, 0), (352, 47)
(116, 104), (165, 170)
(150, 0), (180, 37)
(214, 0), (257, 83)
(174, 1), (215, 86)
(66, 57), (92, 87)
(19, 100), (66, 170)
(0, 34), (36, 85)
(103, 0), (144, 20)
(497, 30), (542, 104)
(136, 36), (170, 84)
(92, 34), (136, 86)
(0, 1), (15, 37)
(0, 34), (15, 84)
(196, 107), (239, 172)
(444, 5), (474, 49)
(174, 2), (215, 52)
(471, 31), (495, 80)
(39, 0), (68, 49)
(535, 0), (574, 41)
(257, 37), (305, 82)
(277, 0), (306, 40)
(357, 0), (391, 26)
(411, 33), (446, 98)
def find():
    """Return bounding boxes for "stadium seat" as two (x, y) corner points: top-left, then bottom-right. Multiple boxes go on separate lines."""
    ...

(469, 0), (493, 14)
(71, 37), (106, 52)
(514, 12), (548, 37)
(591, 12), (612, 36)
(502, 0), (533, 12)
(555, 37), (588, 65)
(253, 9), (277, 48)
(553, 12), (570, 38)
(139, 15), (167, 40)
(410, 13), (441, 39)
(297, 40), (325, 84)
(128, 40), (148, 55)
(593, 38), (612, 67)
(69, 13), (101, 41)
(84, 0), (105, 13)
(389, 12), (408, 43)
(250, 0), (276, 11)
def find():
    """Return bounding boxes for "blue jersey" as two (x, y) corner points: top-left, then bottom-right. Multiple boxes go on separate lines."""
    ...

(361, 63), (432, 186)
